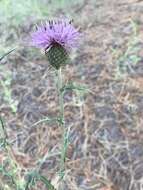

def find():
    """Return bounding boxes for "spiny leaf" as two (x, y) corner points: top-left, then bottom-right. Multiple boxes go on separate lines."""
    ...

(0, 116), (8, 139)
(32, 117), (58, 127)
(0, 48), (16, 61)
(25, 171), (56, 190)
(39, 175), (56, 190)
(61, 82), (89, 93)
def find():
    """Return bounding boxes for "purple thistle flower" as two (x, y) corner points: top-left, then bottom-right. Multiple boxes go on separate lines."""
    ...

(31, 20), (80, 51)
(31, 20), (80, 69)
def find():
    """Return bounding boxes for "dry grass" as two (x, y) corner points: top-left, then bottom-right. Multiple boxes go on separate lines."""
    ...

(0, 0), (143, 189)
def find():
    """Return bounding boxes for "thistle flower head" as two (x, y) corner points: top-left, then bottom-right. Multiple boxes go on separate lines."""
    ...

(31, 19), (81, 69)
(31, 20), (80, 50)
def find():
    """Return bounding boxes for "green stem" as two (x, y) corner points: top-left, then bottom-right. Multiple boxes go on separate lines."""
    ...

(58, 68), (64, 122)
(57, 68), (67, 180)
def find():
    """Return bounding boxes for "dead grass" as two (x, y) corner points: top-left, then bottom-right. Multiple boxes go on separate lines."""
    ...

(0, 0), (143, 189)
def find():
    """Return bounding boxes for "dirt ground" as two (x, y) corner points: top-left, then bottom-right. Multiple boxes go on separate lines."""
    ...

(1, 0), (143, 189)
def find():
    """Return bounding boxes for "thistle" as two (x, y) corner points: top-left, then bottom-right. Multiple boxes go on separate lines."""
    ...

(30, 19), (81, 189)
(31, 20), (80, 69)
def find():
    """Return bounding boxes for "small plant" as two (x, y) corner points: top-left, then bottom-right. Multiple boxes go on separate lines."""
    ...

(0, 19), (85, 190)
(0, 70), (17, 113)
(0, 117), (23, 189)
(30, 19), (81, 189)
(0, 49), (17, 113)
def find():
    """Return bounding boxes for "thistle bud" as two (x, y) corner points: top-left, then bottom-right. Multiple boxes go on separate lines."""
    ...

(45, 43), (68, 70)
